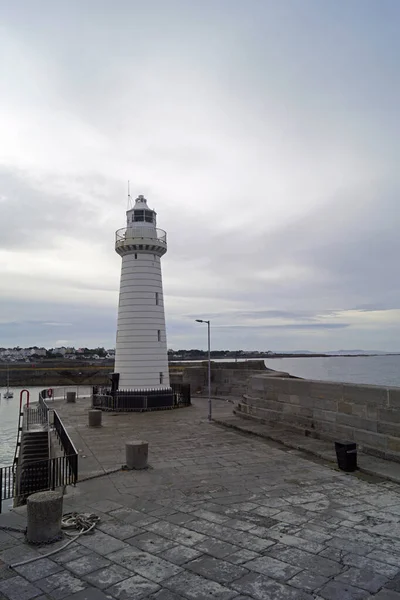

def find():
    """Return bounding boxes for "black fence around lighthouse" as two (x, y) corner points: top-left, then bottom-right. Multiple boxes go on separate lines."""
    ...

(92, 383), (191, 412)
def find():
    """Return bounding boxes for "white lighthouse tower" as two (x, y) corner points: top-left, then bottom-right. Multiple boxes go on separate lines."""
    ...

(113, 194), (171, 402)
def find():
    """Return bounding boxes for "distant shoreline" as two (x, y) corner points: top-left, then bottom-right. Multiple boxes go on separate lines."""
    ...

(169, 353), (400, 361)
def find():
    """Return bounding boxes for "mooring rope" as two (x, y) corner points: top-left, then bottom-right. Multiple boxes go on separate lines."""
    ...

(9, 512), (100, 569)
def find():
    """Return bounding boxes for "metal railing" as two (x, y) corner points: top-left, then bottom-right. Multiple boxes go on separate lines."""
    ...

(115, 226), (167, 245)
(53, 411), (78, 481)
(92, 383), (191, 412)
(25, 401), (49, 430)
(0, 455), (77, 513)
(0, 465), (14, 512)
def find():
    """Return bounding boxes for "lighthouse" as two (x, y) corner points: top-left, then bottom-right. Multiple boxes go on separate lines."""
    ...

(113, 194), (171, 406)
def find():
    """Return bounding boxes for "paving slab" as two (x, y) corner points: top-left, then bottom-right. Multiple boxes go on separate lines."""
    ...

(318, 580), (372, 599)
(64, 555), (110, 576)
(243, 555), (301, 581)
(107, 546), (182, 582)
(157, 545), (202, 566)
(36, 571), (87, 599)
(82, 564), (131, 589)
(335, 567), (388, 593)
(14, 558), (63, 582)
(126, 531), (176, 553)
(186, 555), (249, 584)
(105, 574), (159, 599)
(231, 571), (313, 600)
(0, 575), (42, 600)
(163, 570), (237, 600)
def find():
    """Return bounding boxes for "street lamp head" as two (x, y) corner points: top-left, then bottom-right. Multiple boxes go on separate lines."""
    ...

(195, 319), (204, 323)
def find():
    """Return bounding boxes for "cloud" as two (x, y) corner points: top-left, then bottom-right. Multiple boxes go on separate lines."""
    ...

(0, 1), (399, 351)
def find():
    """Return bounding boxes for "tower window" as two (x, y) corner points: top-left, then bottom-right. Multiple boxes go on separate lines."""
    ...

(155, 292), (159, 305)
(135, 253), (137, 259)
(160, 372), (163, 384)
(157, 330), (161, 341)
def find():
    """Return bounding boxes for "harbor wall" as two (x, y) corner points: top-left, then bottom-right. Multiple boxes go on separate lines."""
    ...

(236, 375), (400, 462)
(182, 361), (291, 398)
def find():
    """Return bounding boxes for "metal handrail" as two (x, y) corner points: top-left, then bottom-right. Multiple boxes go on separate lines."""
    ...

(53, 411), (78, 481)
(0, 455), (77, 513)
(115, 227), (167, 245)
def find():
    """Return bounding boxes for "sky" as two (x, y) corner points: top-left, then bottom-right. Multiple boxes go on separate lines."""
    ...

(0, 0), (399, 352)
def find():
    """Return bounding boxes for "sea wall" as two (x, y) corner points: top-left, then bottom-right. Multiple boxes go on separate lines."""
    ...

(182, 361), (292, 398)
(236, 375), (400, 462)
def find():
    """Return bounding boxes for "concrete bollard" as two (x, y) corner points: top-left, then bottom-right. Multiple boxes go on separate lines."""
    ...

(26, 490), (63, 544)
(126, 440), (148, 470)
(88, 409), (102, 427)
(66, 391), (76, 403)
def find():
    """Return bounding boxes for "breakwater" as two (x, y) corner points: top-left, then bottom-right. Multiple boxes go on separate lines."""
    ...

(0, 362), (113, 387)
(236, 375), (400, 463)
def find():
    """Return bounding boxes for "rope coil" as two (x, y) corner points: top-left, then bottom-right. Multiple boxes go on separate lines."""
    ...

(9, 512), (100, 569)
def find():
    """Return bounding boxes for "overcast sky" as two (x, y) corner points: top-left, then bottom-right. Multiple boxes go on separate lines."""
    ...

(1, 0), (399, 352)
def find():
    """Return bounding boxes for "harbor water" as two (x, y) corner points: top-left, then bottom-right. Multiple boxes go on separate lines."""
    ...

(0, 385), (91, 468)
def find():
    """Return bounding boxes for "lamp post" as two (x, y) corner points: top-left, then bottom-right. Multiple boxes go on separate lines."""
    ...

(195, 319), (211, 421)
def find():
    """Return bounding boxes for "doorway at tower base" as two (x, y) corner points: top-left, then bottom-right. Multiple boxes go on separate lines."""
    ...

(92, 383), (191, 412)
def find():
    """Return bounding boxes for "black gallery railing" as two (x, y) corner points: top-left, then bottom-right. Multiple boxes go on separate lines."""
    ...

(92, 383), (191, 412)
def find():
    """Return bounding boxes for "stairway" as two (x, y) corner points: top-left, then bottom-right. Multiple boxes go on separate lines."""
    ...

(15, 430), (50, 503)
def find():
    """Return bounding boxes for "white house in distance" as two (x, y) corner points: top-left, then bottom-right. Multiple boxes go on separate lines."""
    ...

(113, 194), (171, 394)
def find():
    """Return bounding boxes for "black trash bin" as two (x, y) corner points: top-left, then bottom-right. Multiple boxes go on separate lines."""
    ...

(335, 441), (357, 472)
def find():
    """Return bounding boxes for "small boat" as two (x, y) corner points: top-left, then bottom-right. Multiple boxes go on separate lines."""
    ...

(4, 365), (13, 399)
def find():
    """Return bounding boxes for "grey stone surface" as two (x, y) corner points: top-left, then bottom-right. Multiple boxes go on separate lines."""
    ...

(82, 564), (131, 589)
(107, 546), (182, 582)
(77, 531), (127, 555)
(287, 570), (330, 592)
(0, 544), (41, 565)
(61, 589), (111, 599)
(374, 591), (400, 599)
(318, 580), (372, 599)
(186, 555), (248, 584)
(97, 520), (143, 540)
(335, 567), (388, 593)
(158, 545), (202, 566)
(146, 520), (206, 547)
(0, 575), (42, 600)
(243, 555), (301, 581)
(149, 590), (186, 600)
(163, 570), (237, 599)
(51, 546), (93, 565)
(231, 571), (312, 600)
(125, 440), (148, 470)
(194, 537), (240, 558)
(379, 572), (400, 592)
(65, 554), (110, 576)
(106, 574), (159, 599)
(0, 533), (16, 552)
(225, 549), (260, 565)
(126, 531), (176, 553)
(15, 558), (62, 582)
(26, 491), (63, 545)
(267, 544), (343, 577)
(36, 571), (86, 599)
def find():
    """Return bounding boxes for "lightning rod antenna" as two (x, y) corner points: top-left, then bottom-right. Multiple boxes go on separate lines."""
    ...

(127, 180), (131, 209)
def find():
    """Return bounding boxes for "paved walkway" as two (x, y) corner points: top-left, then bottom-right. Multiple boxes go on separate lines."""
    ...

(1, 399), (400, 599)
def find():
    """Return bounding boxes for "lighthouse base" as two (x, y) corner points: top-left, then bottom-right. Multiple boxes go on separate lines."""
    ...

(92, 384), (191, 412)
